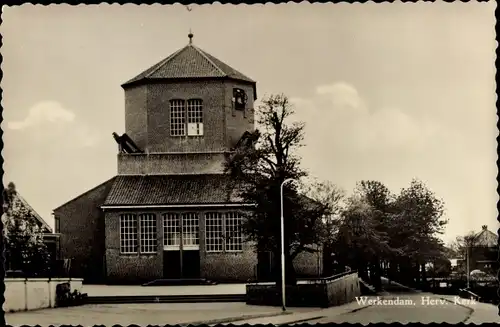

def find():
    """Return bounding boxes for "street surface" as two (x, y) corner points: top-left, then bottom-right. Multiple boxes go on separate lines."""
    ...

(310, 293), (472, 324)
(5, 302), (311, 326)
(234, 278), (500, 325)
(6, 279), (499, 325)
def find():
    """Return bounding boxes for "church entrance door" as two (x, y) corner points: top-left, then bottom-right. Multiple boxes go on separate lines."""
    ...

(163, 250), (181, 279)
(163, 213), (200, 279)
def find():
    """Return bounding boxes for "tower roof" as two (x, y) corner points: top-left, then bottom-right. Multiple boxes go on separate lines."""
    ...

(122, 35), (257, 98)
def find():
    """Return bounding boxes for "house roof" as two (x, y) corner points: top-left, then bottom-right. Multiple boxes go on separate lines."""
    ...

(473, 225), (497, 247)
(15, 194), (52, 233)
(103, 174), (247, 207)
(53, 177), (117, 212)
(122, 35), (257, 99)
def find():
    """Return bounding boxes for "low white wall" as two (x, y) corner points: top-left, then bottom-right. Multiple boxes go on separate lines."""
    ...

(4, 278), (84, 313)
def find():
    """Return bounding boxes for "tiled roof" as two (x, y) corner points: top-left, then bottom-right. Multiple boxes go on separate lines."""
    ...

(4, 192), (53, 233)
(103, 174), (246, 207)
(122, 43), (255, 87)
(473, 226), (497, 247)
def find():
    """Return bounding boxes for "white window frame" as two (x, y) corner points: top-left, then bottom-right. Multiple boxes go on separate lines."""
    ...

(139, 214), (157, 254)
(205, 212), (243, 253)
(163, 213), (181, 251)
(182, 212), (200, 250)
(187, 99), (204, 136)
(170, 99), (186, 136)
(205, 212), (224, 252)
(120, 214), (138, 254)
(225, 212), (243, 252)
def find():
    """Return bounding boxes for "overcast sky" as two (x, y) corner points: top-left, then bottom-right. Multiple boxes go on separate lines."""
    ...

(1, 2), (497, 243)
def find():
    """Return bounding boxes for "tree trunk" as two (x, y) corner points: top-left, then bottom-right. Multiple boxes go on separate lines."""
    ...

(421, 263), (427, 290)
(413, 261), (420, 287)
(373, 258), (382, 291)
(285, 254), (297, 285)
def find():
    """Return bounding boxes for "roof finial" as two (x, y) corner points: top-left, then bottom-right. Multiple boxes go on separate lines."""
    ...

(188, 29), (193, 45)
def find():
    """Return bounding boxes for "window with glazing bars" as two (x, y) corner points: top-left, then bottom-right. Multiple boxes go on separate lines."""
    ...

(225, 212), (243, 252)
(139, 214), (157, 254)
(163, 213), (180, 249)
(182, 213), (199, 249)
(120, 214), (138, 254)
(205, 212), (224, 252)
(170, 99), (186, 136)
(187, 99), (203, 136)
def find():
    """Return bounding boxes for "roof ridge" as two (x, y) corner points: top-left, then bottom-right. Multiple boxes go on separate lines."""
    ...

(53, 176), (117, 212)
(145, 46), (187, 79)
(192, 45), (227, 76)
(17, 194), (52, 232)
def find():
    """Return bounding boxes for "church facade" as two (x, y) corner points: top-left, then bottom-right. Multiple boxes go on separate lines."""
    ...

(53, 34), (322, 283)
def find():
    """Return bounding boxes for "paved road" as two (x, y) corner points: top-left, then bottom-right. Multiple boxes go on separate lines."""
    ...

(5, 302), (313, 326)
(306, 278), (499, 324)
(310, 293), (472, 324)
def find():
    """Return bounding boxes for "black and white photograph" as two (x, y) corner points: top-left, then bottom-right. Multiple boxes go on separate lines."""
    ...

(1, 2), (498, 325)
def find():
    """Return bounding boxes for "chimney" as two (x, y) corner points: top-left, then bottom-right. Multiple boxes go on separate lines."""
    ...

(481, 225), (487, 231)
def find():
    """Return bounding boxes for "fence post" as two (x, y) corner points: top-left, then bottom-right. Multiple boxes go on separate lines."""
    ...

(24, 278), (28, 311)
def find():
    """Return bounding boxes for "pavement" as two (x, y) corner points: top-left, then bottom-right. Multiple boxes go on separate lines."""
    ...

(81, 283), (247, 296)
(5, 302), (313, 326)
(6, 279), (499, 325)
(233, 277), (499, 325)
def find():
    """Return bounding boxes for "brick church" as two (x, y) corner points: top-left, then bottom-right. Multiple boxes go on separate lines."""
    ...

(53, 33), (322, 284)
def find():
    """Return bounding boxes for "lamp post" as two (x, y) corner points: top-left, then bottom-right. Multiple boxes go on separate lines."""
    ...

(280, 178), (294, 312)
(466, 245), (470, 289)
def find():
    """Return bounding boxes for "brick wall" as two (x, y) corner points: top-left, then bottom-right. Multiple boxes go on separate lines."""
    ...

(202, 242), (258, 282)
(104, 208), (259, 283)
(122, 79), (255, 154)
(105, 210), (163, 283)
(53, 177), (115, 282)
(117, 152), (227, 175)
(223, 81), (255, 148)
(124, 85), (148, 150)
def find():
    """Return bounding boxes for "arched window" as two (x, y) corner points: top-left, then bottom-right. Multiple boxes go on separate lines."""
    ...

(170, 99), (186, 136)
(187, 99), (203, 136)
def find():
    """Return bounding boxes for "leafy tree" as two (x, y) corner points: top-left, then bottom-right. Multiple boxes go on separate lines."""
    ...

(304, 180), (346, 275)
(2, 182), (50, 276)
(225, 94), (328, 286)
(390, 179), (447, 286)
(327, 179), (448, 290)
(334, 194), (393, 288)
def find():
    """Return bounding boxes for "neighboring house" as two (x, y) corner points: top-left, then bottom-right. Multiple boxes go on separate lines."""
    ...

(3, 191), (60, 268)
(457, 225), (498, 275)
(53, 34), (322, 284)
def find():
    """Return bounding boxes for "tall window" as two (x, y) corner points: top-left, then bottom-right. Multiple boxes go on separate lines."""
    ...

(205, 212), (224, 252)
(205, 212), (243, 252)
(120, 214), (138, 254)
(225, 212), (243, 252)
(170, 100), (186, 136)
(182, 213), (200, 249)
(170, 99), (203, 137)
(187, 99), (203, 136)
(163, 213), (180, 250)
(139, 214), (157, 254)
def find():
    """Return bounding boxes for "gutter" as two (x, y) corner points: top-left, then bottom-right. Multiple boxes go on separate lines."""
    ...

(101, 203), (256, 210)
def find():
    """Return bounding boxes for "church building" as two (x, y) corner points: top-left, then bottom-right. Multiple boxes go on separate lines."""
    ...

(53, 34), (322, 284)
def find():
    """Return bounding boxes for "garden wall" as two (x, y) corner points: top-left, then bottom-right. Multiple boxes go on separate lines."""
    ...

(246, 272), (361, 308)
(4, 278), (83, 312)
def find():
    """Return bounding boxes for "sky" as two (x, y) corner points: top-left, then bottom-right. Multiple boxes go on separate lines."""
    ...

(1, 2), (497, 243)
